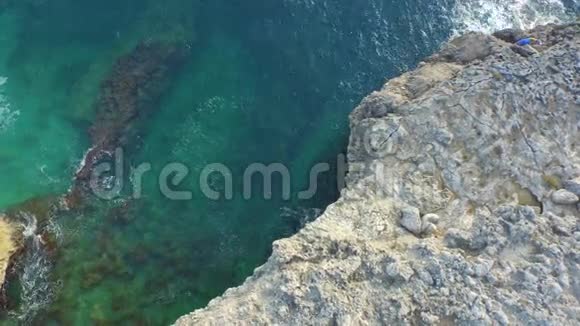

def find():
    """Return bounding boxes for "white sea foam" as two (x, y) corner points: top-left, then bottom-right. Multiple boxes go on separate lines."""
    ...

(9, 213), (58, 323)
(452, 0), (577, 34)
(0, 76), (19, 132)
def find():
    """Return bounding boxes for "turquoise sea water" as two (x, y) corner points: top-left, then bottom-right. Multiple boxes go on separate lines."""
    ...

(0, 0), (576, 324)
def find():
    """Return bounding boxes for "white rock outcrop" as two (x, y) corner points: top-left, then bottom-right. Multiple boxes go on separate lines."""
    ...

(176, 23), (580, 325)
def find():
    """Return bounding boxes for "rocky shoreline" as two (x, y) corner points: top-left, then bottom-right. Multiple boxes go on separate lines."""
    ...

(0, 216), (22, 309)
(176, 23), (579, 325)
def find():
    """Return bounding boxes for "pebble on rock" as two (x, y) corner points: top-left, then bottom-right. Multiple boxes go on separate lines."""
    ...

(400, 207), (423, 235)
(551, 189), (579, 205)
(422, 213), (440, 225)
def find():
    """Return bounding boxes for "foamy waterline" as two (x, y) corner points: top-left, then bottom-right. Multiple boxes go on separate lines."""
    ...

(9, 213), (58, 323)
(451, 0), (577, 34)
(0, 76), (19, 132)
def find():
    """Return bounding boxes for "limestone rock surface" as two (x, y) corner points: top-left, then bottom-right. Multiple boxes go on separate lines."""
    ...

(176, 23), (580, 325)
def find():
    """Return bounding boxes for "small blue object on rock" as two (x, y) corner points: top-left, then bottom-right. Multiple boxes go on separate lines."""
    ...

(516, 37), (537, 46)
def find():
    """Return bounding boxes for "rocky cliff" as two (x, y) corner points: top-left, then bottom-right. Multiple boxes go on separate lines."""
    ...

(176, 23), (580, 325)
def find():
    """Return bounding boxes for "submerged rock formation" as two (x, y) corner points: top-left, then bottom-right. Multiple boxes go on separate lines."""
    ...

(176, 23), (579, 325)
(0, 41), (188, 310)
(69, 41), (187, 205)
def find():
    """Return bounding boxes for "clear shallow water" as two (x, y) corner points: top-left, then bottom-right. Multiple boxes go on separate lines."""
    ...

(0, 0), (576, 324)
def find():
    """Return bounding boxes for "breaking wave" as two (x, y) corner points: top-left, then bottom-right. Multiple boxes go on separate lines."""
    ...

(0, 76), (19, 133)
(452, 0), (578, 34)
(9, 213), (59, 323)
